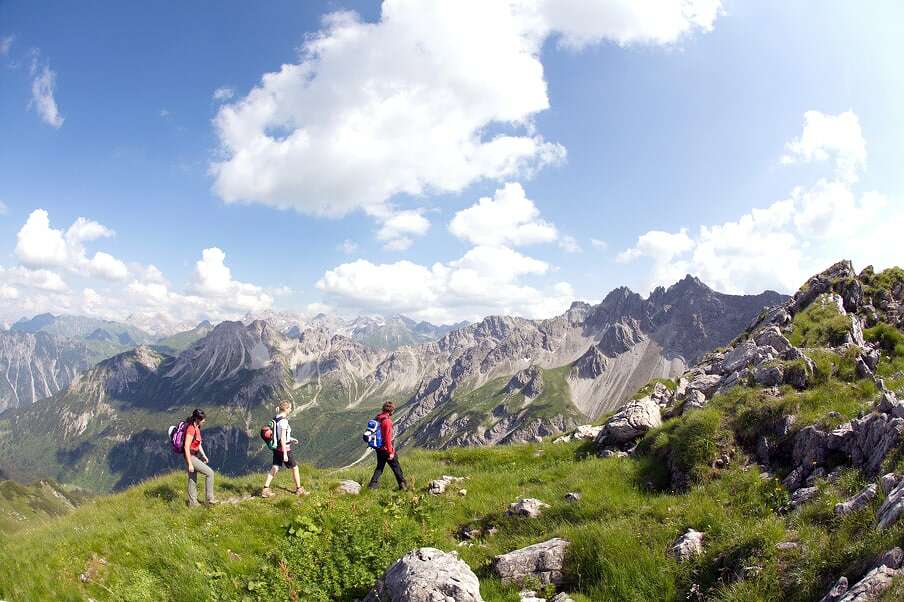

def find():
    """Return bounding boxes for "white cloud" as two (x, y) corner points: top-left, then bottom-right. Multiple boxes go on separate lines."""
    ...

(213, 86), (235, 102)
(30, 60), (64, 128)
(376, 210), (431, 251)
(618, 110), (901, 294)
(0, 285), (18, 301)
(317, 243), (571, 322)
(15, 210), (129, 281)
(0, 266), (67, 292)
(190, 247), (273, 313)
(0, 200), (7, 215)
(539, 0), (722, 49)
(591, 238), (608, 249)
(559, 235), (581, 253)
(781, 110), (866, 183)
(449, 182), (558, 247)
(617, 228), (694, 263)
(339, 240), (359, 255)
(0, 35), (13, 56)
(211, 1), (720, 218)
(160, 108), (170, 118)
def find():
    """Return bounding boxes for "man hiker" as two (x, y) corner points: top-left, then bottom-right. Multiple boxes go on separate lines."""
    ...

(368, 401), (407, 490)
(262, 400), (307, 497)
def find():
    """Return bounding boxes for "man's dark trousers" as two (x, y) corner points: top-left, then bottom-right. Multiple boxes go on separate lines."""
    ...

(368, 449), (405, 488)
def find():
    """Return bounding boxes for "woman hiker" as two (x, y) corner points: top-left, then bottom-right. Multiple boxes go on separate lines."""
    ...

(262, 400), (307, 497)
(183, 408), (217, 507)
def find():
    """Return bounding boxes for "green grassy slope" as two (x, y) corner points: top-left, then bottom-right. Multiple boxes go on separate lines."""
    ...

(0, 479), (91, 535)
(2, 423), (904, 601)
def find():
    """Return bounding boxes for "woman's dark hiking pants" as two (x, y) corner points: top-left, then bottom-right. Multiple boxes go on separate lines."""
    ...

(368, 449), (406, 489)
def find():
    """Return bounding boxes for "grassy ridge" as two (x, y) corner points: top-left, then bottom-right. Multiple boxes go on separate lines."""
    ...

(3, 431), (904, 601)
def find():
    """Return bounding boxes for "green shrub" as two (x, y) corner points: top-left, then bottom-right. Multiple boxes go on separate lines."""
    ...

(865, 323), (904, 358)
(788, 296), (852, 348)
(236, 497), (430, 601)
(670, 408), (726, 486)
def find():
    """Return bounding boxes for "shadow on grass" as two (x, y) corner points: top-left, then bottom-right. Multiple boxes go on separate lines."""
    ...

(144, 483), (179, 502)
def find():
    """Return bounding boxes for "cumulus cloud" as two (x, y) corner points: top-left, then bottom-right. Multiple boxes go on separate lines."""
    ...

(781, 110), (866, 183)
(449, 182), (558, 247)
(15, 210), (129, 280)
(591, 238), (608, 249)
(211, 1), (720, 218)
(190, 247), (273, 313)
(376, 210), (431, 251)
(317, 244), (572, 323)
(339, 239), (359, 255)
(213, 86), (235, 102)
(539, 0), (722, 49)
(30, 59), (64, 128)
(617, 110), (900, 294)
(0, 35), (13, 56)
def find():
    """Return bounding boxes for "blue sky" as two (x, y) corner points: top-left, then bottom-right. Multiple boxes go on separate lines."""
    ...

(0, 1), (902, 330)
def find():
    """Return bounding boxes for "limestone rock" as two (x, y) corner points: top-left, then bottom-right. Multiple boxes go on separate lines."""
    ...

(519, 591), (545, 602)
(687, 373), (722, 398)
(508, 498), (550, 518)
(835, 565), (899, 602)
(428, 475), (465, 495)
(550, 594), (576, 602)
(493, 538), (570, 586)
(571, 425), (603, 441)
(682, 388), (707, 413)
(363, 548), (484, 602)
(834, 484), (877, 516)
(755, 363), (784, 387)
(670, 529), (704, 562)
(596, 396), (661, 446)
(336, 480), (362, 495)
(880, 473), (899, 495)
(754, 326), (793, 354)
(877, 480), (904, 529)
(790, 486), (819, 508)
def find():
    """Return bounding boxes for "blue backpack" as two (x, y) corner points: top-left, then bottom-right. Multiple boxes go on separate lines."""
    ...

(363, 419), (383, 449)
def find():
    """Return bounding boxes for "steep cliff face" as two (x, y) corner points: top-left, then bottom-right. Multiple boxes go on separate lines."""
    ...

(0, 331), (92, 411)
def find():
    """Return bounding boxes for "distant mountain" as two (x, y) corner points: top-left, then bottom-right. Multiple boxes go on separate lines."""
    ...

(0, 331), (94, 411)
(153, 320), (214, 354)
(0, 276), (786, 491)
(246, 310), (469, 351)
(12, 313), (155, 344)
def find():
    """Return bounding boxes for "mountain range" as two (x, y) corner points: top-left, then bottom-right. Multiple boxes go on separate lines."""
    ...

(0, 275), (786, 491)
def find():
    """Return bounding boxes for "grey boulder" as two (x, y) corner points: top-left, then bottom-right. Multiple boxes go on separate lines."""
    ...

(363, 548), (484, 602)
(493, 538), (570, 586)
(597, 396), (661, 445)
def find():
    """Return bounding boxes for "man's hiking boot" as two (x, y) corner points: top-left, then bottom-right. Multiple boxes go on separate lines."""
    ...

(206, 499), (220, 506)
(295, 487), (309, 497)
(261, 487), (274, 498)
(397, 481), (409, 491)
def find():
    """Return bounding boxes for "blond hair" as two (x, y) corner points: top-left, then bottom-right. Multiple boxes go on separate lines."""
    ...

(278, 400), (292, 413)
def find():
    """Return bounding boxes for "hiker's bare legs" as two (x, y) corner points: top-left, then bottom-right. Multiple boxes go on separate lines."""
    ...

(292, 465), (302, 490)
(262, 466), (279, 497)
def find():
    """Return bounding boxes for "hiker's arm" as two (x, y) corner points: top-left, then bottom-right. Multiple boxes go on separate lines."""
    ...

(199, 443), (208, 463)
(184, 432), (195, 472)
(382, 419), (395, 459)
